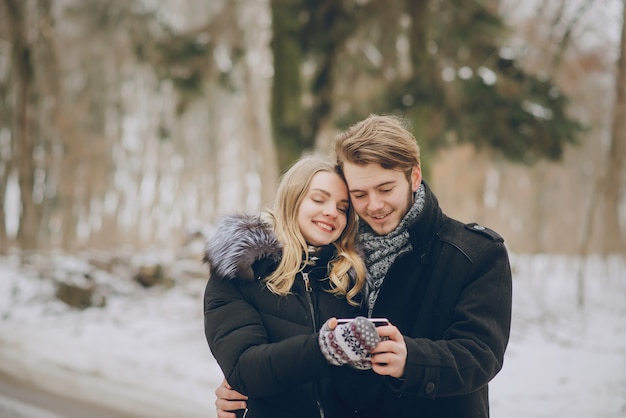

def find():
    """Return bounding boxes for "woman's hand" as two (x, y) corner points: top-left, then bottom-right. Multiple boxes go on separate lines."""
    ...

(215, 378), (248, 418)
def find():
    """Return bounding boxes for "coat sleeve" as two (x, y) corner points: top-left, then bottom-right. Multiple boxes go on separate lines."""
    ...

(395, 240), (512, 398)
(203, 275), (331, 397)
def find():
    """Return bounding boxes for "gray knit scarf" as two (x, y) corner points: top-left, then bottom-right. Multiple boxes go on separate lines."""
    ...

(359, 184), (426, 316)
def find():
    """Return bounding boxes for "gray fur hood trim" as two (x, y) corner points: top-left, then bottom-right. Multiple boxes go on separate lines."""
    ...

(203, 213), (282, 281)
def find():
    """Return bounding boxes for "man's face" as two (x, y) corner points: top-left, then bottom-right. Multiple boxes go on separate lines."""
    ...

(343, 162), (421, 236)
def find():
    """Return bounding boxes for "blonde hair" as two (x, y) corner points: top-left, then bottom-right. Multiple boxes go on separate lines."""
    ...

(264, 156), (366, 305)
(334, 114), (421, 177)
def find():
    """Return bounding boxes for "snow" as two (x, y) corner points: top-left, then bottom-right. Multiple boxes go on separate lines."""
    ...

(0, 253), (222, 418)
(490, 255), (626, 417)
(0, 253), (625, 417)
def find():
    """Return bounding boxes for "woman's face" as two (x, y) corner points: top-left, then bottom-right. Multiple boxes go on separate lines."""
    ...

(297, 171), (349, 246)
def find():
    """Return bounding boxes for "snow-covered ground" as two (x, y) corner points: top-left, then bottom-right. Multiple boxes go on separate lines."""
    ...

(0, 253), (625, 417)
(0, 253), (222, 418)
(490, 255), (626, 417)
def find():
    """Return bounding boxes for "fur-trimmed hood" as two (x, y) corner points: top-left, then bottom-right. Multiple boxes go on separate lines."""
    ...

(203, 213), (282, 281)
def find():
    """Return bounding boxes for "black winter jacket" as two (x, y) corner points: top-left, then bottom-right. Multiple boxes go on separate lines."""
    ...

(360, 182), (512, 418)
(203, 214), (371, 418)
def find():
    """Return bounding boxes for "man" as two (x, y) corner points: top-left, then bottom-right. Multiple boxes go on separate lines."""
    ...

(214, 114), (512, 417)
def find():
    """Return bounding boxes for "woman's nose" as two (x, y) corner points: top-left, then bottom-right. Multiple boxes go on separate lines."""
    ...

(323, 204), (338, 217)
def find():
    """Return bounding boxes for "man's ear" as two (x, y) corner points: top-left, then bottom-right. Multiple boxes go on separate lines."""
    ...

(411, 166), (422, 192)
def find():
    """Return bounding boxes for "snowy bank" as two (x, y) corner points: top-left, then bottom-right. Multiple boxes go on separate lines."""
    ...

(0, 253), (625, 417)
(0, 254), (222, 417)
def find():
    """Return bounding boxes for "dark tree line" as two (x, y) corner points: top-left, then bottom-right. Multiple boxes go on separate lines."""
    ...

(51, 0), (581, 172)
(268, 0), (583, 171)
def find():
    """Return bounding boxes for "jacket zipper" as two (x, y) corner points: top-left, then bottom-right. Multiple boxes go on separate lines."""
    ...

(301, 271), (325, 418)
(301, 272), (316, 329)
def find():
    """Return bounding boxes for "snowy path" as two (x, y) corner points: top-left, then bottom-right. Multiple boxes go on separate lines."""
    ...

(0, 371), (142, 418)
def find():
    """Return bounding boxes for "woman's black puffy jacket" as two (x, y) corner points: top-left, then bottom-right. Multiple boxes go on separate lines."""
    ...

(203, 214), (375, 418)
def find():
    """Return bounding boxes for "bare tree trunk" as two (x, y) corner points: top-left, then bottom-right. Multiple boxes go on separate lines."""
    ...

(270, 0), (304, 171)
(5, 0), (40, 254)
(32, 0), (62, 251)
(574, 2), (626, 306)
(0, 4), (11, 253)
(579, 1), (626, 255)
(529, 165), (549, 253)
(603, 1), (626, 253)
(549, 0), (598, 71)
(406, 0), (430, 76)
(238, 0), (277, 209)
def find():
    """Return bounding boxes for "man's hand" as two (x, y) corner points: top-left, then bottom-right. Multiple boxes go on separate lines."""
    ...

(215, 378), (248, 418)
(371, 324), (407, 378)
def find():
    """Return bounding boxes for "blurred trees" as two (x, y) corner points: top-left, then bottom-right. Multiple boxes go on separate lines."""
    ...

(0, 0), (275, 254)
(0, 0), (622, 255)
(269, 0), (583, 173)
(428, 0), (624, 254)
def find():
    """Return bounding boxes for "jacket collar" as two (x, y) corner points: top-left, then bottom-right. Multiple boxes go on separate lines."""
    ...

(203, 213), (282, 281)
(407, 181), (445, 250)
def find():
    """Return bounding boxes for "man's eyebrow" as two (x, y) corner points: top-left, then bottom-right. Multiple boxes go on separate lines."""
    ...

(349, 180), (396, 193)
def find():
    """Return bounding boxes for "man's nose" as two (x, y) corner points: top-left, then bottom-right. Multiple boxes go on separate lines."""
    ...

(367, 195), (384, 211)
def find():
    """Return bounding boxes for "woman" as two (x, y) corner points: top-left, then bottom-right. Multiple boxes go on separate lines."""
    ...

(203, 157), (379, 418)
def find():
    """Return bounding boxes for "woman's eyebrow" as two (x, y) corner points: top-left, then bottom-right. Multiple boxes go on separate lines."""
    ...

(310, 188), (330, 196)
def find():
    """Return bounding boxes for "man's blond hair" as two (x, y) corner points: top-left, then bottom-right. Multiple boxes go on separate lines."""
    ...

(334, 114), (421, 175)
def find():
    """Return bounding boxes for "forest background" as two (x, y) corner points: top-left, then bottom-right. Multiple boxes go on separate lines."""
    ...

(1, 2), (625, 416)
(0, 0), (624, 259)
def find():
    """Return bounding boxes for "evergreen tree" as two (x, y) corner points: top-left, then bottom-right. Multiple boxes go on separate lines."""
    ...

(270, 0), (583, 170)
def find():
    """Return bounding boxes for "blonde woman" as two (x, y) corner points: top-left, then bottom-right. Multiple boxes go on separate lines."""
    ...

(203, 156), (382, 418)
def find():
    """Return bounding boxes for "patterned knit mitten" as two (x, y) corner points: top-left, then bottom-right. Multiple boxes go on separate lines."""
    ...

(318, 316), (380, 370)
